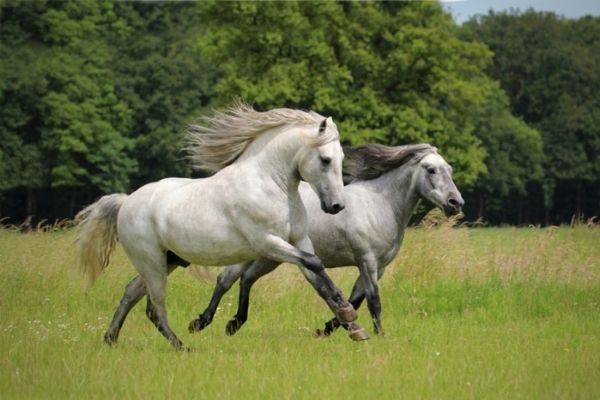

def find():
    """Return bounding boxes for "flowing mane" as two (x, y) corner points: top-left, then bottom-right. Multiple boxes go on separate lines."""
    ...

(185, 102), (338, 172)
(343, 143), (436, 184)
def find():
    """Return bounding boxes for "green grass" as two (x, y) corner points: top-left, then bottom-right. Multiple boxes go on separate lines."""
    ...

(1, 226), (600, 399)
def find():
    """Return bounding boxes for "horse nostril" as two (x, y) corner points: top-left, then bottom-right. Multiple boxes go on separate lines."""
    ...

(448, 198), (460, 209)
(331, 203), (344, 213)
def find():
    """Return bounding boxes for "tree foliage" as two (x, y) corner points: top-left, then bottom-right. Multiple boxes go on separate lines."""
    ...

(0, 0), (213, 219)
(198, 1), (496, 186)
(111, 2), (216, 186)
(1, 0), (136, 195)
(1, 1), (597, 225)
(462, 10), (600, 222)
(0, 2), (47, 194)
(469, 83), (544, 220)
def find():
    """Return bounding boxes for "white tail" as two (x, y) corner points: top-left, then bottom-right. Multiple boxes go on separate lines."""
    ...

(75, 194), (127, 288)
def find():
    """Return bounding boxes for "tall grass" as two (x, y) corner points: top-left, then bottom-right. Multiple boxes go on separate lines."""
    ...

(1, 225), (599, 399)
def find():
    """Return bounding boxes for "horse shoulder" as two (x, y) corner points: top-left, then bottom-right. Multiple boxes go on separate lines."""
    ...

(343, 186), (399, 261)
(220, 166), (304, 242)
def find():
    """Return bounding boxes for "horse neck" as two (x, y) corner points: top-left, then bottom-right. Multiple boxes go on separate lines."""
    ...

(236, 126), (305, 193)
(371, 164), (419, 229)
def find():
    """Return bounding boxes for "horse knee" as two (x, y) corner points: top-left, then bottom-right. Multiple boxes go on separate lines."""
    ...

(301, 253), (324, 272)
(216, 272), (236, 290)
(119, 277), (145, 304)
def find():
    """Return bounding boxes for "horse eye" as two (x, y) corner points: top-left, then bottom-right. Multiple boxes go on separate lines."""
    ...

(321, 157), (331, 165)
(427, 167), (436, 174)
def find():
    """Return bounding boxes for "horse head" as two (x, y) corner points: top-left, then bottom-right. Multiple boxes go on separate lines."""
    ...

(414, 151), (464, 217)
(297, 118), (345, 214)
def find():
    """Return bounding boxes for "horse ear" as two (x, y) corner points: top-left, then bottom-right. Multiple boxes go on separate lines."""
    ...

(318, 118), (327, 135)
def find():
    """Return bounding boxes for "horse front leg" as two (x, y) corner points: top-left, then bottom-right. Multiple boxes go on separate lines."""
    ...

(317, 278), (366, 337)
(292, 236), (369, 341)
(318, 260), (387, 337)
(254, 234), (364, 337)
(354, 255), (385, 335)
(188, 261), (250, 333)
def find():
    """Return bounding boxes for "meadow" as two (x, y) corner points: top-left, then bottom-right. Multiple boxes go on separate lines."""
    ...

(1, 222), (599, 399)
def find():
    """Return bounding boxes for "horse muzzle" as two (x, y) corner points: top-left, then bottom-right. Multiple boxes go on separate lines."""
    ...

(443, 195), (464, 217)
(321, 201), (345, 214)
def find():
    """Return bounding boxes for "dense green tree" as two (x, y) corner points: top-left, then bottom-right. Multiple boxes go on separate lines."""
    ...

(462, 11), (600, 222)
(38, 1), (136, 194)
(1, 1), (214, 220)
(3, 1), (594, 225)
(469, 83), (544, 222)
(112, 2), (216, 186)
(197, 1), (494, 186)
(1, 1), (50, 214)
(1, 0), (136, 217)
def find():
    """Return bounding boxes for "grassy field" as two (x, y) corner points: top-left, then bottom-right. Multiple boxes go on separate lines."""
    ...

(1, 223), (599, 399)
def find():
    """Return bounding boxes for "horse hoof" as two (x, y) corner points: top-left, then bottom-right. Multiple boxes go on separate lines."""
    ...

(104, 332), (118, 346)
(188, 318), (209, 333)
(175, 344), (191, 352)
(313, 329), (330, 338)
(188, 319), (200, 333)
(225, 319), (242, 336)
(337, 304), (358, 323)
(348, 324), (369, 341)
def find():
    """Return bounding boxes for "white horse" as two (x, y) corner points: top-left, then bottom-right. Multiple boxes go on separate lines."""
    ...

(76, 104), (367, 350)
(188, 143), (464, 337)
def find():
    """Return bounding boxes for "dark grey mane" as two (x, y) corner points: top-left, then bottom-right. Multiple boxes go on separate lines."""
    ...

(343, 143), (436, 184)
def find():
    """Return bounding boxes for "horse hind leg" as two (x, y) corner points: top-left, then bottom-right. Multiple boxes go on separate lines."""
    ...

(105, 260), (182, 345)
(122, 243), (187, 350)
(188, 261), (249, 334)
(146, 262), (181, 329)
(143, 269), (187, 350)
(225, 260), (279, 336)
(104, 276), (146, 345)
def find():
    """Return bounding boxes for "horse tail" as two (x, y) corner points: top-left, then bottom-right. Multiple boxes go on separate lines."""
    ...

(75, 194), (127, 288)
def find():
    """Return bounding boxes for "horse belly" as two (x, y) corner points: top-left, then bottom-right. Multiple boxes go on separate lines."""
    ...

(309, 224), (355, 267)
(177, 244), (259, 266)
(161, 222), (259, 266)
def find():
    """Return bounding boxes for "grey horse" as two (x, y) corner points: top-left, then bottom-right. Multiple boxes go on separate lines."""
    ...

(188, 143), (464, 337)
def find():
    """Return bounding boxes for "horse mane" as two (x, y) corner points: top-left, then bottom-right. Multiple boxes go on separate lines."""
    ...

(185, 102), (338, 172)
(343, 143), (436, 184)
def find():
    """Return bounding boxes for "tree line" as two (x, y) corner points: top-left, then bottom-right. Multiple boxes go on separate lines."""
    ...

(1, 1), (598, 225)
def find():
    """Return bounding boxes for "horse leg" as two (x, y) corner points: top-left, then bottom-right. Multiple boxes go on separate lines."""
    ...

(144, 264), (180, 329)
(361, 272), (383, 336)
(320, 262), (387, 336)
(123, 246), (186, 350)
(318, 278), (366, 337)
(356, 256), (384, 335)
(294, 236), (368, 333)
(298, 267), (369, 341)
(105, 260), (181, 344)
(188, 261), (250, 333)
(104, 276), (146, 345)
(250, 234), (365, 339)
(141, 267), (187, 350)
(225, 260), (279, 336)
